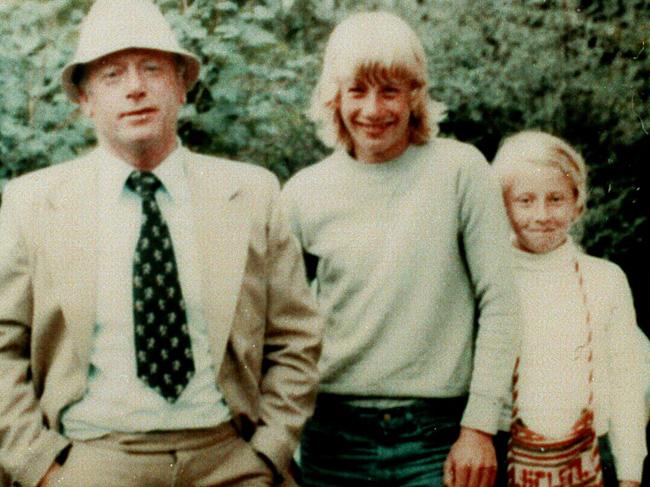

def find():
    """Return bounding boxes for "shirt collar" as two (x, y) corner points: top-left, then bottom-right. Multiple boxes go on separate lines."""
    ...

(97, 142), (188, 203)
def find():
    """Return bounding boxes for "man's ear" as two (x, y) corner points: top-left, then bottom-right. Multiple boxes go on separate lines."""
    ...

(174, 66), (187, 104)
(78, 91), (93, 118)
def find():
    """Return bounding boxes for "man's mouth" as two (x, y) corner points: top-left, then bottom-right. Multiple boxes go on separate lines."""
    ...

(356, 121), (397, 137)
(120, 108), (157, 119)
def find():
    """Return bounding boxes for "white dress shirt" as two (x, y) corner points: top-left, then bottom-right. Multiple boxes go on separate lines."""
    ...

(62, 145), (230, 438)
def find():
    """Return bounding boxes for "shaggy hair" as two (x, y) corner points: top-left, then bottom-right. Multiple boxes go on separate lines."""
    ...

(308, 11), (446, 151)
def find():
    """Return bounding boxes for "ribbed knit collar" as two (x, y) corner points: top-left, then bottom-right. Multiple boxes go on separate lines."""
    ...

(511, 238), (578, 272)
(337, 144), (420, 175)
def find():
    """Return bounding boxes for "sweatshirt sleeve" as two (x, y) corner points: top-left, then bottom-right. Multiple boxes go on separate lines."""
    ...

(456, 146), (521, 434)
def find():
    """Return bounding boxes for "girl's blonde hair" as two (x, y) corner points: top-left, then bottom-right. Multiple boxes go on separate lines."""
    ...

(492, 130), (588, 216)
(308, 11), (446, 151)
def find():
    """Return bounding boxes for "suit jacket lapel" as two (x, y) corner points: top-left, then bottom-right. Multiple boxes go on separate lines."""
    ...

(44, 157), (99, 368)
(187, 159), (252, 371)
(42, 150), (253, 376)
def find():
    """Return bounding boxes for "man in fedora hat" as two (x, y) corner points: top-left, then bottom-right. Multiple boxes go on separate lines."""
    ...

(0, 0), (322, 486)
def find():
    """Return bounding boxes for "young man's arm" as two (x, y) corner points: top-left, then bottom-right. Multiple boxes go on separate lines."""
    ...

(444, 145), (521, 487)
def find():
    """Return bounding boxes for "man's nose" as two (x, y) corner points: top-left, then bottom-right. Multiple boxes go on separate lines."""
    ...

(125, 67), (147, 101)
(360, 90), (383, 118)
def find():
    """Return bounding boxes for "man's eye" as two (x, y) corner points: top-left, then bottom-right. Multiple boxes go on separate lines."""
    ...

(101, 69), (121, 81)
(144, 63), (160, 72)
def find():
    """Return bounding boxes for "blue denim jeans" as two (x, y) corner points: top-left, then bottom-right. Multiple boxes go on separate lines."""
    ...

(493, 431), (618, 486)
(300, 395), (467, 487)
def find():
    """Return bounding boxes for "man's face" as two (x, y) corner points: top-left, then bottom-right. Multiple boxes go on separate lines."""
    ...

(79, 48), (185, 162)
(339, 74), (411, 164)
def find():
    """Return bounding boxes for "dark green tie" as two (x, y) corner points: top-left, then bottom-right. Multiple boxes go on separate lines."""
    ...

(127, 171), (195, 402)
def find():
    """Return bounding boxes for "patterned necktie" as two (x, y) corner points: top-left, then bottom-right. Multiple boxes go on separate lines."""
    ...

(127, 171), (195, 402)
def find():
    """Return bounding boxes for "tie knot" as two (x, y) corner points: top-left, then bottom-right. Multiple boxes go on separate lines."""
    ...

(127, 171), (162, 198)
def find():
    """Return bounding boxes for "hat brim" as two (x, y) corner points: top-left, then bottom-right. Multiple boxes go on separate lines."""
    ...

(61, 46), (200, 103)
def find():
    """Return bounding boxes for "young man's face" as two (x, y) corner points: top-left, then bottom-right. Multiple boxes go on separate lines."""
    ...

(79, 48), (185, 164)
(504, 163), (580, 254)
(339, 74), (411, 163)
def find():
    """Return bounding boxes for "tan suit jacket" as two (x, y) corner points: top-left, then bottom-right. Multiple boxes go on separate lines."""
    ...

(0, 148), (322, 486)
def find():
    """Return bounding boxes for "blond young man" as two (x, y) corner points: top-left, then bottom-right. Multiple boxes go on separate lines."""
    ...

(281, 11), (520, 487)
(0, 1), (322, 486)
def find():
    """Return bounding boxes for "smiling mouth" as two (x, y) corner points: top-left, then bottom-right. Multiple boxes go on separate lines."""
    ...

(356, 123), (396, 137)
(357, 121), (394, 130)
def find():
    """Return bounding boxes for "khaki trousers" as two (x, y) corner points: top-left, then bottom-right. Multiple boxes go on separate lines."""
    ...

(49, 422), (275, 487)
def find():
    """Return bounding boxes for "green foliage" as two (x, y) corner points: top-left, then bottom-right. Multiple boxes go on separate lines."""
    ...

(172, 0), (332, 179)
(0, 0), (94, 184)
(0, 0), (647, 326)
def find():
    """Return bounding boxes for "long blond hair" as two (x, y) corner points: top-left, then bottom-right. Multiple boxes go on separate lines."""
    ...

(308, 11), (446, 151)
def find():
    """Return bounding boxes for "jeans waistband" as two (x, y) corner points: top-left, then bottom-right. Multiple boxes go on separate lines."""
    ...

(315, 393), (468, 419)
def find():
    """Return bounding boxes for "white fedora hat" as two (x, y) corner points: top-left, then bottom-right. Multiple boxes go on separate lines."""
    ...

(61, 0), (201, 102)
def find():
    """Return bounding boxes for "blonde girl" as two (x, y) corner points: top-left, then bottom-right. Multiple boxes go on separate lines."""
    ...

(492, 130), (647, 486)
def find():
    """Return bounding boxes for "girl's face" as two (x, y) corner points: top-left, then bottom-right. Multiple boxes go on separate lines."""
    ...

(504, 163), (580, 254)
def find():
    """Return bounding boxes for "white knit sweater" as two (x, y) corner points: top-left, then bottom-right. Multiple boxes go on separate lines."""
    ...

(499, 240), (647, 481)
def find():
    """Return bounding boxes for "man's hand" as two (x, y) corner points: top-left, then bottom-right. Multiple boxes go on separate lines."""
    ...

(443, 427), (496, 487)
(38, 463), (61, 487)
